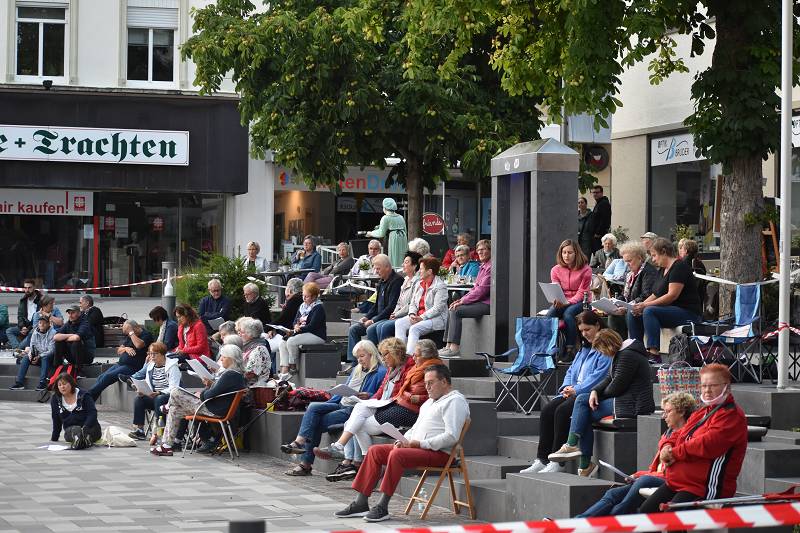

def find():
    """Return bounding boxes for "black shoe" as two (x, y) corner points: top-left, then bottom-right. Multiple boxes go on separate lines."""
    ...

(128, 428), (147, 441)
(280, 441), (305, 454)
(363, 504), (390, 522)
(35, 383), (47, 392)
(334, 500), (369, 518)
(326, 463), (358, 482)
(196, 440), (217, 454)
(9, 383), (24, 391)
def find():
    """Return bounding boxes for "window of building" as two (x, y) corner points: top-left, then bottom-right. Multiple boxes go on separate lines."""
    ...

(126, 5), (178, 84)
(15, 5), (68, 78)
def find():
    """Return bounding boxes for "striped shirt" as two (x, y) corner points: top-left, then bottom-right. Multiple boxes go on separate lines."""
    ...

(151, 365), (169, 393)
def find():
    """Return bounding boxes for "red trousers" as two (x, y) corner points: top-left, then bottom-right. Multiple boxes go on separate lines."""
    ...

(352, 444), (450, 497)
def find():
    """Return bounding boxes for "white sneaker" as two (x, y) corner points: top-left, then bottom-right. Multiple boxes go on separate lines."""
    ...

(540, 461), (565, 473)
(438, 347), (453, 356)
(520, 459), (546, 474)
(278, 372), (292, 382)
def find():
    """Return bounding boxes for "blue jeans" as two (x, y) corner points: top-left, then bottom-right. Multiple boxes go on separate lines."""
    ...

(298, 402), (353, 465)
(344, 438), (364, 461)
(576, 475), (665, 517)
(626, 306), (700, 350)
(347, 321), (385, 361)
(547, 302), (584, 347)
(373, 319), (396, 342)
(568, 392), (614, 458)
(88, 363), (137, 400)
(15, 354), (50, 387)
(133, 392), (170, 427)
(6, 326), (32, 349)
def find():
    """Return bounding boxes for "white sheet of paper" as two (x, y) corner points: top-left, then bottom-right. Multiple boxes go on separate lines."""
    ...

(208, 317), (225, 331)
(131, 378), (154, 395)
(538, 282), (568, 305)
(186, 359), (214, 381)
(598, 459), (633, 481)
(379, 422), (409, 445)
(38, 444), (69, 451)
(720, 324), (751, 338)
(611, 298), (635, 311)
(200, 355), (220, 372)
(591, 298), (622, 314)
(266, 324), (292, 334)
(357, 398), (394, 409)
(329, 384), (360, 397)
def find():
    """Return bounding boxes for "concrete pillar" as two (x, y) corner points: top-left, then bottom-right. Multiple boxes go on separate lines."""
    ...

(490, 139), (579, 350)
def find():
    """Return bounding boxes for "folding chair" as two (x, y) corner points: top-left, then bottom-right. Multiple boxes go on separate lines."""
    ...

(478, 317), (558, 415)
(183, 389), (247, 461)
(404, 418), (475, 520)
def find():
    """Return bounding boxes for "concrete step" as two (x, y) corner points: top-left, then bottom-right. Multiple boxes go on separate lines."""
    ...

(464, 455), (532, 479)
(497, 434), (540, 460)
(505, 472), (613, 520)
(442, 357), (489, 377)
(396, 475), (508, 523)
(0, 388), (47, 402)
(739, 441), (800, 494)
(497, 411), (541, 436)
(0, 374), (96, 391)
(763, 429), (800, 446)
(764, 476), (800, 492)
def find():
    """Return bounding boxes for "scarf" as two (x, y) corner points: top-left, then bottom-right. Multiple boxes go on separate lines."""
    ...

(298, 298), (321, 317)
(395, 356), (444, 398)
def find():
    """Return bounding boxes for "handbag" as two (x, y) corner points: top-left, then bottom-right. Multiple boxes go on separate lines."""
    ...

(251, 386), (277, 409)
(657, 360), (701, 400)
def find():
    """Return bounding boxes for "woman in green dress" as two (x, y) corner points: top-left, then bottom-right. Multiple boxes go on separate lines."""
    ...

(367, 198), (407, 268)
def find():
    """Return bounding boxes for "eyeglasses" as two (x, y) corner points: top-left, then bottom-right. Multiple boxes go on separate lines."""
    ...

(146, 351), (161, 356)
(700, 382), (726, 389)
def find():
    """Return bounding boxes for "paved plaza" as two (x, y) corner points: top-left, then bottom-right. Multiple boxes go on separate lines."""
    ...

(0, 400), (476, 533)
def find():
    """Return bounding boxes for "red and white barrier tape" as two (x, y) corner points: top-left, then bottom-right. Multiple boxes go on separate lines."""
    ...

(0, 276), (185, 293)
(331, 502), (800, 533)
(763, 322), (800, 340)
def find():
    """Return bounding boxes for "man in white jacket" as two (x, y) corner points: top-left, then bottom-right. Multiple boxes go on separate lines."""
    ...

(335, 364), (470, 522)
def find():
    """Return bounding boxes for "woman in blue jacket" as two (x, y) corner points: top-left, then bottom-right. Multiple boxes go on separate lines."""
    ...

(51, 372), (101, 449)
(291, 235), (322, 273)
(520, 310), (611, 474)
(281, 340), (386, 476)
(277, 282), (327, 381)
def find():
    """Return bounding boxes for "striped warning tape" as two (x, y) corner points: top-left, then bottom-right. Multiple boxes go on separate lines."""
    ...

(330, 502), (800, 533)
(0, 277), (185, 293)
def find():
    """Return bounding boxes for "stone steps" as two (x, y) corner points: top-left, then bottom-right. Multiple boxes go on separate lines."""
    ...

(396, 475), (509, 523)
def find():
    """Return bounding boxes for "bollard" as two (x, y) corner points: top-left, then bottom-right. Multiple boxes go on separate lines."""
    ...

(161, 261), (176, 317)
(229, 520), (265, 533)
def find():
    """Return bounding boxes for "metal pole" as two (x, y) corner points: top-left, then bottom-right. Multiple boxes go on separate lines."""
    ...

(778, 0), (793, 389)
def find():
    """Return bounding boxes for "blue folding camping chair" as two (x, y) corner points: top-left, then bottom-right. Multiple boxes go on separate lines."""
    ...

(477, 317), (558, 415)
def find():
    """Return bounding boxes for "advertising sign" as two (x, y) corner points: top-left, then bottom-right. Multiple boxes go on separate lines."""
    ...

(422, 212), (446, 235)
(650, 133), (705, 167)
(0, 188), (93, 216)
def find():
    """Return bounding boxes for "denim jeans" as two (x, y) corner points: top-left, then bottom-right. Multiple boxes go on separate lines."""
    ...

(626, 306), (700, 350)
(297, 401), (353, 465)
(373, 319), (396, 342)
(133, 392), (170, 427)
(576, 475), (665, 517)
(88, 363), (137, 400)
(347, 320), (385, 361)
(15, 354), (50, 387)
(6, 326), (32, 350)
(568, 392), (614, 458)
(546, 302), (584, 347)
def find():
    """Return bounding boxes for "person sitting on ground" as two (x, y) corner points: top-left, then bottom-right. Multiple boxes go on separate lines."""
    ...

(127, 341), (181, 441)
(520, 311), (612, 474)
(291, 235), (322, 273)
(242, 282), (271, 325)
(394, 257), (448, 355)
(151, 344), (247, 456)
(407, 237), (432, 258)
(149, 305), (179, 351)
(590, 233), (621, 271)
(366, 198), (408, 268)
(442, 233), (478, 269)
(243, 241), (269, 272)
(549, 330), (656, 476)
(172, 303), (210, 362)
(238, 317), (272, 391)
(440, 239), (492, 358)
(314, 338), (413, 479)
(79, 294), (104, 348)
(372, 252), (421, 342)
(10, 315), (56, 391)
(346, 254), (403, 364)
(53, 304), (95, 367)
(264, 278), (304, 354)
(605, 241), (658, 339)
(576, 392), (697, 517)
(7, 279), (41, 350)
(641, 232), (658, 263)
(305, 242), (356, 289)
(546, 239), (592, 360)
(628, 237), (702, 361)
(277, 282), (326, 381)
(88, 319), (154, 401)
(639, 364), (747, 513)
(198, 279), (231, 335)
(335, 364), (469, 522)
(50, 372), (102, 449)
(447, 244), (480, 279)
(280, 340), (386, 476)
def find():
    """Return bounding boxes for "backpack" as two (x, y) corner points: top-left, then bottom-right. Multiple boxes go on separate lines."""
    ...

(284, 387), (331, 411)
(666, 333), (691, 365)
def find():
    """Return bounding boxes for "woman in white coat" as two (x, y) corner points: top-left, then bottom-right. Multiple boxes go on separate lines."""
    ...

(393, 256), (448, 355)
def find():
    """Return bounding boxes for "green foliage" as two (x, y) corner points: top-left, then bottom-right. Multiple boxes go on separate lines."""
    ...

(176, 253), (273, 320)
(743, 204), (779, 228)
(572, 143), (599, 193)
(611, 225), (629, 245)
(672, 224), (695, 242)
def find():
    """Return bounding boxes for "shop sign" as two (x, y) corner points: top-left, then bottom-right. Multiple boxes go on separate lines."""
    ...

(152, 216), (165, 232)
(104, 216), (115, 231)
(422, 212), (445, 235)
(0, 188), (93, 216)
(276, 166), (445, 194)
(0, 125), (189, 166)
(792, 115), (800, 148)
(650, 133), (704, 167)
(336, 197), (385, 213)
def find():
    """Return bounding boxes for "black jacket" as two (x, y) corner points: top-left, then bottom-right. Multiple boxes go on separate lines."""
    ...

(51, 389), (99, 441)
(17, 291), (42, 329)
(627, 262), (659, 303)
(268, 294), (303, 332)
(83, 307), (105, 347)
(58, 315), (94, 342)
(243, 296), (271, 325)
(367, 270), (403, 322)
(591, 196), (612, 237)
(593, 339), (655, 419)
(201, 369), (246, 416)
(294, 304), (326, 339)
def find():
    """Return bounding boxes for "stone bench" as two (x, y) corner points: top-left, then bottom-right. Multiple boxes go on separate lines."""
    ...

(659, 326), (681, 353)
(506, 472), (614, 519)
(459, 314), (496, 359)
(296, 343), (341, 386)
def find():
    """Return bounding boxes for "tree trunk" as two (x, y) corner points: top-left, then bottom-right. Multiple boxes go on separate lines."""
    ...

(718, 156), (764, 315)
(405, 157), (423, 240)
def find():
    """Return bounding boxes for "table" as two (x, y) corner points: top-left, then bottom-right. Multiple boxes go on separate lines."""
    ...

(259, 269), (314, 303)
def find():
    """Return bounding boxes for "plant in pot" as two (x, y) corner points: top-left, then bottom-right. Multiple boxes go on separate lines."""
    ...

(279, 257), (291, 272)
(358, 259), (371, 276)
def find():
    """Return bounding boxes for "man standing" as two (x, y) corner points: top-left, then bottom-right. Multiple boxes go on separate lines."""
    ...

(590, 185), (612, 254)
(7, 279), (41, 349)
(346, 255), (402, 361)
(242, 282), (271, 325)
(335, 364), (470, 522)
(88, 320), (154, 400)
(79, 295), (105, 348)
(198, 279), (231, 335)
(53, 305), (95, 367)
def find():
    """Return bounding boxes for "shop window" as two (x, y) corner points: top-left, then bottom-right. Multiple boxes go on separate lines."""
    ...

(127, 27), (175, 82)
(15, 5), (67, 78)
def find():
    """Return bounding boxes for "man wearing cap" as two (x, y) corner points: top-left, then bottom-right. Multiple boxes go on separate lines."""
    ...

(53, 304), (95, 367)
(641, 232), (658, 263)
(367, 198), (407, 268)
(88, 319), (154, 401)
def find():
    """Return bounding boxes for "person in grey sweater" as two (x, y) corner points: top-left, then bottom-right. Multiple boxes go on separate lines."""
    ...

(11, 316), (56, 391)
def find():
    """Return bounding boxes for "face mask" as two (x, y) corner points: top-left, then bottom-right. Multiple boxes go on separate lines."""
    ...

(701, 385), (729, 407)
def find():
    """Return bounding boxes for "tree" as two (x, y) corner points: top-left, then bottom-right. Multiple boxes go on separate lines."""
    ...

(403, 0), (800, 305)
(182, 0), (542, 239)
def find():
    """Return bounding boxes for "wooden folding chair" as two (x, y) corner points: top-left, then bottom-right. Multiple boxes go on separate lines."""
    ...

(403, 418), (475, 520)
(183, 389), (247, 461)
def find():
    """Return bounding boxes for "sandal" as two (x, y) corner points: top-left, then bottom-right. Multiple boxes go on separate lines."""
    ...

(150, 445), (173, 456)
(284, 464), (311, 476)
(280, 441), (305, 454)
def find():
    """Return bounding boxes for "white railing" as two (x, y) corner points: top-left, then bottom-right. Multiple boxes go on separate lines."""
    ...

(318, 245), (339, 265)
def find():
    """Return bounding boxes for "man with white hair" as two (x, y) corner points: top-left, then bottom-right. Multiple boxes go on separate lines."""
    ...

(349, 240), (383, 276)
(243, 282), (271, 324)
(88, 319), (154, 401)
(198, 278), (231, 335)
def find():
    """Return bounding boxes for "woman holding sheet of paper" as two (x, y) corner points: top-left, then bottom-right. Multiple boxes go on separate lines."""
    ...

(546, 239), (592, 360)
(605, 241), (658, 339)
(127, 341), (181, 441)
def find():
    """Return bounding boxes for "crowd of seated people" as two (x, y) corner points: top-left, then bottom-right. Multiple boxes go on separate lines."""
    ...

(442, 233), (478, 269)
(395, 257), (449, 356)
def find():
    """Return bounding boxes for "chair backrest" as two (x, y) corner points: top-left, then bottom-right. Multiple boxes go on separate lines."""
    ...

(349, 239), (371, 258)
(734, 284), (760, 327)
(220, 389), (247, 422)
(509, 317), (558, 373)
(450, 418), (471, 459)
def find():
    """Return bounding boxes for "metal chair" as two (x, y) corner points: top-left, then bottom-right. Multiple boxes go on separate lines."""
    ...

(478, 317), (558, 415)
(183, 389), (247, 461)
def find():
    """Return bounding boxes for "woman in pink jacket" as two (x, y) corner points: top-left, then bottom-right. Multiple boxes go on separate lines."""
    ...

(547, 239), (592, 360)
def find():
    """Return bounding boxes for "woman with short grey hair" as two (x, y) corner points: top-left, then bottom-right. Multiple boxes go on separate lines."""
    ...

(407, 237), (431, 257)
(239, 318), (272, 388)
(291, 235), (322, 272)
(305, 242), (356, 289)
(222, 334), (244, 349)
(589, 233), (621, 270)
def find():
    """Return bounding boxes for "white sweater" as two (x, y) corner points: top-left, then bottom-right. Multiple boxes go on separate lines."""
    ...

(405, 390), (470, 453)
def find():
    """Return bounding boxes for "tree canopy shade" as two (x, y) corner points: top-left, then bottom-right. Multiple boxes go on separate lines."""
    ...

(182, 0), (542, 238)
(404, 0), (800, 293)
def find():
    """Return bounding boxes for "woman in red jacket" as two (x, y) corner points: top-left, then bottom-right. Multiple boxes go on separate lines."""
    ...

(639, 363), (747, 512)
(173, 304), (210, 361)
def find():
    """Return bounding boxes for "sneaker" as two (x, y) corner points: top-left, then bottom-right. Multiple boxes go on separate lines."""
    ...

(540, 461), (565, 473)
(520, 459), (547, 474)
(337, 365), (354, 377)
(334, 500), (369, 518)
(439, 348), (461, 359)
(128, 428), (147, 441)
(326, 463), (358, 482)
(438, 347), (453, 356)
(363, 504), (390, 522)
(9, 383), (25, 391)
(35, 383), (47, 392)
(548, 443), (582, 461)
(278, 372), (292, 382)
(578, 462), (598, 478)
(284, 464), (312, 476)
(314, 442), (345, 461)
(196, 440), (217, 454)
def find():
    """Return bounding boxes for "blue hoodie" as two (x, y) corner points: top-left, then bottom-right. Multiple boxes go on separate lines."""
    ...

(559, 345), (612, 396)
(328, 363), (387, 404)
